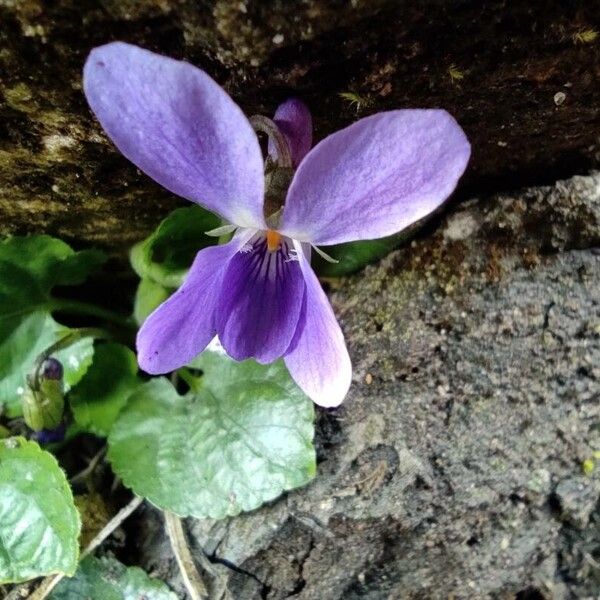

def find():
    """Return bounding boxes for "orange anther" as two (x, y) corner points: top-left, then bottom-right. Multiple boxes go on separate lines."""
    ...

(266, 230), (282, 252)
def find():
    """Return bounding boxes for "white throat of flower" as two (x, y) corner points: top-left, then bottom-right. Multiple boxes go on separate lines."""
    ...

(205, 112), (338, 264)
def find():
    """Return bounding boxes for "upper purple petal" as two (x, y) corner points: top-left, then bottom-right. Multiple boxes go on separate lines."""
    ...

(83, 42), (266, 229)
(284, 241), (351, 407)
(216, 235), (305, 364)
(279, 109), (470, 245)
(137, 238), (243, 374)
(268, 99), (313, 168)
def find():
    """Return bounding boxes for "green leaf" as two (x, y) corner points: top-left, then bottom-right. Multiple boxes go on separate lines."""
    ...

(69, 343), (143, 437)
(108, 352), (316, 519)
(312, 220), (425, 277)
(49, 555), (177, 600)
(312, 236), (399, 276)
(130, 206), (220, 288)
(0, 236), (102, 417)
(133, 278), (171, 326)
(0, 235), (105, 289)
(0, 437), (80, 583)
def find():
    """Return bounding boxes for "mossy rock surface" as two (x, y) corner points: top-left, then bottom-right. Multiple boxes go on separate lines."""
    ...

(1, 1), (599, 255)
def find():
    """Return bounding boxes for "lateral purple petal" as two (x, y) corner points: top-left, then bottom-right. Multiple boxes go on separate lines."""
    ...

(137, 241), (241, 374)
(268, 98), (313, 167)
(84, 42), (266, 229)
(279, 109), (470, 245)
(216, 236), (305, 364)
(284, 243), (351, 407)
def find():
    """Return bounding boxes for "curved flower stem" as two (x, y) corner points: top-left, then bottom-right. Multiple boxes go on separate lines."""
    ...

(28, 327), (109, 391)
(249, 114), (293, 168)
(69, 446), (107, 486)
(48, 297), (136, 331)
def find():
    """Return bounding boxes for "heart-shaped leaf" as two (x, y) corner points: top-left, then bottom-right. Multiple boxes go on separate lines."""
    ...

(0, 437), (80, 583)
(133, 278), (171, 325)
(108, 352), (316, 519)
(0, 236), (103, 416)
(130, 205), (220, 288)
(69, 343), (143, 437)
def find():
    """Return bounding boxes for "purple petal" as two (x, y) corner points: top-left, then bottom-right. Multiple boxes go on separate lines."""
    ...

(279, 110), (470, 245)
(137, 239), (243, 374)
(216, 235), (305, 364)
(32, 422), (66, 444)
(284, 242), (351, 407)
(268, 99), (312, 167)
(84, 42), (266, 229)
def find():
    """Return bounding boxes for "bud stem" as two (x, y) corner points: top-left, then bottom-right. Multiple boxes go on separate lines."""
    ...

(249, 114), (293, 169)
(48, 297), (136, 330)
(28, 327), (109, 391)
(28, 496), (144, 600)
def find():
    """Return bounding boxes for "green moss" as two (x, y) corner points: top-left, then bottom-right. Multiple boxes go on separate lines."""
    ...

(4, 83), (36, 112)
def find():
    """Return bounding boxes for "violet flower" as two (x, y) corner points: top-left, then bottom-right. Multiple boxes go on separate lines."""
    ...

(83, 42), (470, 407)
(32, 422), (66, 445)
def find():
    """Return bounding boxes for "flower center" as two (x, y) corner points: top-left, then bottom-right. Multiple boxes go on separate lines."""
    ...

(266, 229), (282, 252)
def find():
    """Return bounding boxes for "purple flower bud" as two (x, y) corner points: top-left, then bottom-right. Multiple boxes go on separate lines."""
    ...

(32, 421), (66, 444)
(41, 357), (63, 381)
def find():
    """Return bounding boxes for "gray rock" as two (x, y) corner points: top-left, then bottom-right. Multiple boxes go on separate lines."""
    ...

(137, 173), (600, 598)
(555, 477), (600, 530)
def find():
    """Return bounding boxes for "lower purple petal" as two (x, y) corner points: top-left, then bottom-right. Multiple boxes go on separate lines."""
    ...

(284, 243), (351, 407)
(216, 235), (305, 363)
(137, 240), (242, 374)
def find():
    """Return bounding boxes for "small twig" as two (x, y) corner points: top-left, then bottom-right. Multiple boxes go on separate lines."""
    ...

(164, 511), (208, 599)
(69, 446), (107, 485)
(5, 583), (33, 600)
(80, 495), (143, 560)
(28, 496), (144, 600)
(48, 298), (136, 331)
(584, 551), (600, 570)
(110, 475), (121, 494)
